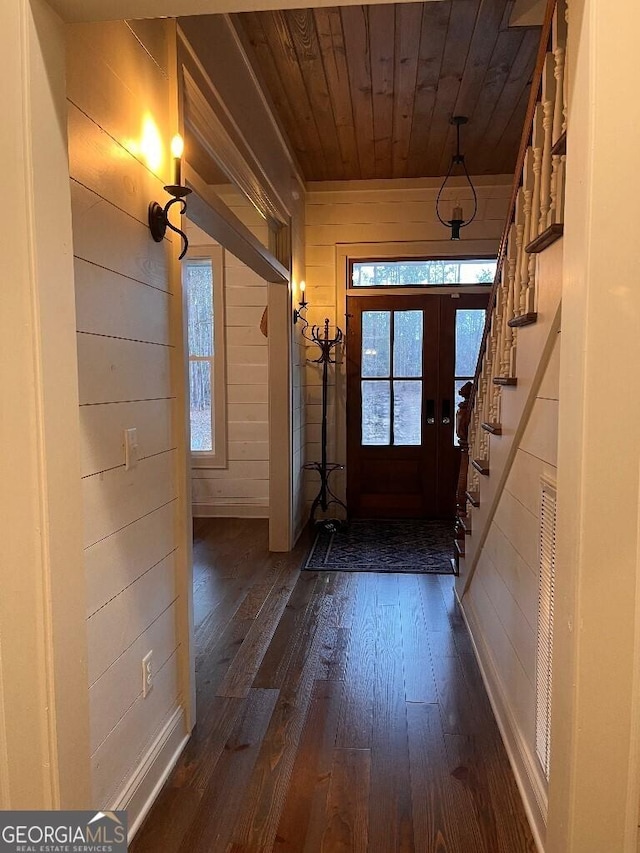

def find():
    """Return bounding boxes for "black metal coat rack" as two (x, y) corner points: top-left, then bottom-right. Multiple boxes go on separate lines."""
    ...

(302, 318), (347, 525)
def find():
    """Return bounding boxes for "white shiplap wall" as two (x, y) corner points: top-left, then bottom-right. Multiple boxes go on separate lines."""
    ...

(67, 19), (187, 808)
(186, 220), (270, 517)
(303, 176), (512, 513)
(466, 330), (561, 808)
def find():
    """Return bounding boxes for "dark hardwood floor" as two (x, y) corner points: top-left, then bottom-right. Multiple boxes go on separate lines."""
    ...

(130, 518), (535, 852)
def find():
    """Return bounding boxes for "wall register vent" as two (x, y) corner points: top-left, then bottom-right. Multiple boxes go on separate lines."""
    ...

(535, 477), (557, 780)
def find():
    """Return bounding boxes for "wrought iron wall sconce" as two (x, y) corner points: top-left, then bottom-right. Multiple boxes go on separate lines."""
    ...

(436, 116), (478, 240)
(293, 280), (308, 325)
(148, 134), (192, 260)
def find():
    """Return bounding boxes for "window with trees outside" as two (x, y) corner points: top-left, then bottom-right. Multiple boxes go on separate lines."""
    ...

(454, 308), (486, 445)
(185, 247), (226, 466)
(351, 258), (497, 287)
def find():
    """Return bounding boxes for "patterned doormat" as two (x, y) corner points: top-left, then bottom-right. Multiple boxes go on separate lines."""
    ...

(304, 519), (455, 574)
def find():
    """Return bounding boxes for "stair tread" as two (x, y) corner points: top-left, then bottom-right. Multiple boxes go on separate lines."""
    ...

(472, 458), (490, 476)
(508, 312), (538, 328)
(455, 517), (471, 538)
(551, 130), (566, 156)
(455, 539), (465, 558)
(466, 490), (480, 508)
(526, 223), (564, 254)
(481, 421), (502, 435)
(493, 376), (518, 386)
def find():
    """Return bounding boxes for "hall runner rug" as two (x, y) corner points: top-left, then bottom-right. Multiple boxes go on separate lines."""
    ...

(304, 518), (455, 574)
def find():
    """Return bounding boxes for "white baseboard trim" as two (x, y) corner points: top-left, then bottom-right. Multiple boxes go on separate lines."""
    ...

(456, 589), (548, 852)
(193, 502), (269, 518)
(113, 706), (189, 843)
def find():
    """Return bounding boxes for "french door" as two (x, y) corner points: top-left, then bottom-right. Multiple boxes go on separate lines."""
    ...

(346, 293), (487, 519)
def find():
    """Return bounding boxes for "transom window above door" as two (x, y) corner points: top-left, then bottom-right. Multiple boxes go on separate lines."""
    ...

(351, 258), (497, 288)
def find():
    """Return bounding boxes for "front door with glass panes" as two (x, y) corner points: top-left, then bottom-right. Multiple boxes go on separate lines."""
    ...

(346, 294), (487, 518)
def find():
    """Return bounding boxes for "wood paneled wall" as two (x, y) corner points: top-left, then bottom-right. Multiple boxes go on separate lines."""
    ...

(66, 19), (188, 809)
(303, 176), (511, 513)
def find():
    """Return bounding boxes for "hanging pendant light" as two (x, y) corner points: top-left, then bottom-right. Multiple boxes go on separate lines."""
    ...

(436, 116), (478, 240)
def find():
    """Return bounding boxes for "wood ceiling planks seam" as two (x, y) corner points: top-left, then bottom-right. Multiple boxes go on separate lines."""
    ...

(234, 1), (541, 182)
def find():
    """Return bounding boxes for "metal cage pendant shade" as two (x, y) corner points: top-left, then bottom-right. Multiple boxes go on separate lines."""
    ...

(436, 116), (478, 240)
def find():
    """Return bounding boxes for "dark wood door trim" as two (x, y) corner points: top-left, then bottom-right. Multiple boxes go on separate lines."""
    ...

(346, 292), (488, 519)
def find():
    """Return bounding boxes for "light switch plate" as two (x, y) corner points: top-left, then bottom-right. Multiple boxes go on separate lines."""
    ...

(124, 428), (138, 470)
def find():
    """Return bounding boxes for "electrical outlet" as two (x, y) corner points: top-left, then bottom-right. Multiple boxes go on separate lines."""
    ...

(142, 651), (153, 698)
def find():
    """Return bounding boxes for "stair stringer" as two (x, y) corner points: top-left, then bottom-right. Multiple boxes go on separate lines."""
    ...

(456, 239), (563, 599)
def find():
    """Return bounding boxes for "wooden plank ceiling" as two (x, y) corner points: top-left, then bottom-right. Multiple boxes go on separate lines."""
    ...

(234, 1), (541, 181)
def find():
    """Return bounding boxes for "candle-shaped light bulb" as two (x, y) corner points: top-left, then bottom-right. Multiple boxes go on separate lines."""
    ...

(452, 204), (463, 222)
(171, 134), (184, 186)
(299, 280), (307, 306)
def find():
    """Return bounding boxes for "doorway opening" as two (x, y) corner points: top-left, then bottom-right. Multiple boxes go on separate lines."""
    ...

(184, 223), (271, 526)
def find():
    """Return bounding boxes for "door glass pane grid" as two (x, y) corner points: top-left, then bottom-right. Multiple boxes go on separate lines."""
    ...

(394, 380), (422, 445)
(361, 310), (390, 377)
(455, 309), (485, 375)
(393, 310), (423, 377)
(454, 308), (486, 446)
(361, 380), (391, 445)
(361, 309), (423, 446)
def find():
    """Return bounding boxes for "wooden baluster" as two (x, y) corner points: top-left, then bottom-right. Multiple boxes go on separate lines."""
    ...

(469, 381), (482, 492)
(493, 252), (508, 381)
(480, 360), (490, 461)
(526, 106), (544, 314)
(489, 292), (503, 425)
(555, 153), (566, 223)
(548, 0), (568, 228)
(539, 54), (556, 234)
(552, 0), (567, 145)
(455, 381), (473, 516)
(512, 189), (525, 319)
(519, 149), (535, 315)
(501, 225), (517, 378)
(563, 0), (569, 134)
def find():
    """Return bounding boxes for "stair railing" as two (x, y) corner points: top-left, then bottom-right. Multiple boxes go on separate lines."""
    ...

(456, 0), (567, 548)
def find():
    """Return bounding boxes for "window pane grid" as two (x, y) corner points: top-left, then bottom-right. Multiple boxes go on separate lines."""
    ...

(360, 309), (424, 446)
(186, 258), (215, 454)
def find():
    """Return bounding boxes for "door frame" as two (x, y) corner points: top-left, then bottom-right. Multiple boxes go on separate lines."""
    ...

(333, 241), (500, 511)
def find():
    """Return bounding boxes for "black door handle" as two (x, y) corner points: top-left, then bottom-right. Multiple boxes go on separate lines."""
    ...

(426, 399), (435, 425)
(441, 399), (451, 425)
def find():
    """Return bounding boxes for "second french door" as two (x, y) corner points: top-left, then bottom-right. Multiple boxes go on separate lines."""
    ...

(346, 293), (487, 519)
